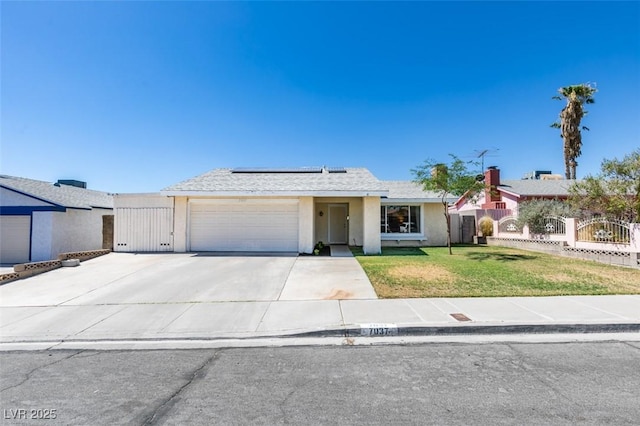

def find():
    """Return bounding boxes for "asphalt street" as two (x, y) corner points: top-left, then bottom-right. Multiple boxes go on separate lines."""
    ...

(1, 341), (639, 425)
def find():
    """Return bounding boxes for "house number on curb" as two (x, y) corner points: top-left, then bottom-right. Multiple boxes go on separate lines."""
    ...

(360, 323), (399, 336)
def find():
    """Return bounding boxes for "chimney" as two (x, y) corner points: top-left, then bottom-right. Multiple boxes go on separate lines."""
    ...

(430, 164), (448, 179)
(481, 166), (502, 208)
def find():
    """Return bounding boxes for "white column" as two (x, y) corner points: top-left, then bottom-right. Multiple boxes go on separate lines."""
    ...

(298, 197), (314, 254)
(173, 197), (188, 252)
(565, 218), (577, 247)
(362, 196), (381, 254)
(630, 223), (640, 253)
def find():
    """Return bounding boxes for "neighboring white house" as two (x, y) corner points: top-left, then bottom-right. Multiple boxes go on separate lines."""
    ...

(0, 175), (114, 264)
(114, 167), (456, 255)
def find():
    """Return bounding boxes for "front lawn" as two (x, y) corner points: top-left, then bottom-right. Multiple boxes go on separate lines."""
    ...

(352, 245), (640, 298)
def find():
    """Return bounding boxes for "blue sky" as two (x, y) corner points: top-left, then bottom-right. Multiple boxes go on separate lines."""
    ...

(2, 1), (639, 193)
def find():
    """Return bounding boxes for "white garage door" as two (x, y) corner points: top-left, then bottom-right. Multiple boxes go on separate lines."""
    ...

(189, 201), (299, 252)
(0, 215), (31, 264)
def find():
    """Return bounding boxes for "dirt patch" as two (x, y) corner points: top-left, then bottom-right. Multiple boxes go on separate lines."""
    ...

(387, 264), (456, 284)
(373, 282), (465, 299)
(520, 261), (640, 288)
(323, 289), (355, 300)
(540, 272), (578, 283)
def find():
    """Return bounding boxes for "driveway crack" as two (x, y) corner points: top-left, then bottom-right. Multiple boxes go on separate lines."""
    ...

(276, 257), (299, 301)
(141, 350), (220, 425)
(70, 305), (129, 337)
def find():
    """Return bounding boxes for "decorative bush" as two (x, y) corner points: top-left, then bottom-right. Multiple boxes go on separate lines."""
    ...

(478, 216), (494, 236)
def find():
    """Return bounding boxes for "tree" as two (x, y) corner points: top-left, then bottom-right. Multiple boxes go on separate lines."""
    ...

(412, 155), (485, 255)
(569, 150), (640, 222)
(551, 83), (597, 180)
(516, 199), (577, 235)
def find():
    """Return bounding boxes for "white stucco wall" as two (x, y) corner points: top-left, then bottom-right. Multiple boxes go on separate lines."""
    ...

(29, 208), (109, 261)
(422, 203), (448, 245)
(50, 208), (108, 259)
(114, 193), (173, 208)
(31, 211), (53, 261)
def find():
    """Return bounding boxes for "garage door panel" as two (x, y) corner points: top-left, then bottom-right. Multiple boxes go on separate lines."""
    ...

(189, 202), (299, 252)
(114, 208), (174, 252)
(0, 215), (31, 264)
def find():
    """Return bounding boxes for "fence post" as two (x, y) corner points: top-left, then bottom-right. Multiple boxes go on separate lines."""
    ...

(565, 218), (577, 247)
(522, 224), (530, 239)
(631, 223), (640, 252)
(493, 219), (499, 238)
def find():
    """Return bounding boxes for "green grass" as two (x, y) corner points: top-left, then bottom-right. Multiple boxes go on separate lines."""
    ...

(352, 245), (640, 298)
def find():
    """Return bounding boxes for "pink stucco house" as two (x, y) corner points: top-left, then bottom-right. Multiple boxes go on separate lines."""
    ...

(452, 167), (575, 242)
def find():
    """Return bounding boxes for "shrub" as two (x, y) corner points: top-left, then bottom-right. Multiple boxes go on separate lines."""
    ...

(517, 199), (576, 234)
(478, 216), (494, 236)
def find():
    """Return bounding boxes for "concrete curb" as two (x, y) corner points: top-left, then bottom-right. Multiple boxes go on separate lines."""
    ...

(292, 322), (640, 338)
(1, 323), (638, 348)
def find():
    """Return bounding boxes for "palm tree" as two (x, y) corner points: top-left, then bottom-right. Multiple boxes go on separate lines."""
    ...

(551, 83), (597, 180)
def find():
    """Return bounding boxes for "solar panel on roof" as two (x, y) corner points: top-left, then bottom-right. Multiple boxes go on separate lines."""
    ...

(231, 167), (323, 174)
(327, 167), (347, 173)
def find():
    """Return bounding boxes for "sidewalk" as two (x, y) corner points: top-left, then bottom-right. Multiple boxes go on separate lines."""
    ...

(1, 295), (639, 350)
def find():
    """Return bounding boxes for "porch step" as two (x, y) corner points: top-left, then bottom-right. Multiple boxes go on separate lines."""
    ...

(330, 245), (353, 257)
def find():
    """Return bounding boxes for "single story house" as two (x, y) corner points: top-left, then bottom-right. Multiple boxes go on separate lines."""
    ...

(452, 166), (575, 241)
(0, 175), (114, 264)
(114, 167), (456, 254)
(454, 166), (575, 213)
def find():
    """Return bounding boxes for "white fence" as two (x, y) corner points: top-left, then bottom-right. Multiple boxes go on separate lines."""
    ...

(488, 216), (640, 268)
(577, 217), (630, 244)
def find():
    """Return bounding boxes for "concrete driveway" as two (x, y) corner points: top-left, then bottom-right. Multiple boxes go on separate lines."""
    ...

(0, 252), (377, 307)
(0, 253), (377, 343)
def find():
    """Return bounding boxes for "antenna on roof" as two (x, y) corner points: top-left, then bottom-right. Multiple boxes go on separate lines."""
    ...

(473, 148), (500, 171)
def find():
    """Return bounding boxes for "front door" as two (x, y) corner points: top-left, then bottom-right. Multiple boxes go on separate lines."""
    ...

(329, 205), (348, 244)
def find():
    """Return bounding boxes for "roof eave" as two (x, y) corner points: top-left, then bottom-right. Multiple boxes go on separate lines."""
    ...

(383, 197), (454, 203)
(160, 190), (390, 197)
(0, 184), (64, 208)
(497, 188), (521, 198)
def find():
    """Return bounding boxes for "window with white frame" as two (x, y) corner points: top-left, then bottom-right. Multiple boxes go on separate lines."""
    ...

(380, 205), (421, 234)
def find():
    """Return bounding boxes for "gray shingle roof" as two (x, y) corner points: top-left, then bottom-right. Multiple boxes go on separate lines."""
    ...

(0, 175), (113, 209)
(382, 181), (455, 202)
(498, 179), (576, 197)
(162, 168), (389, 195)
